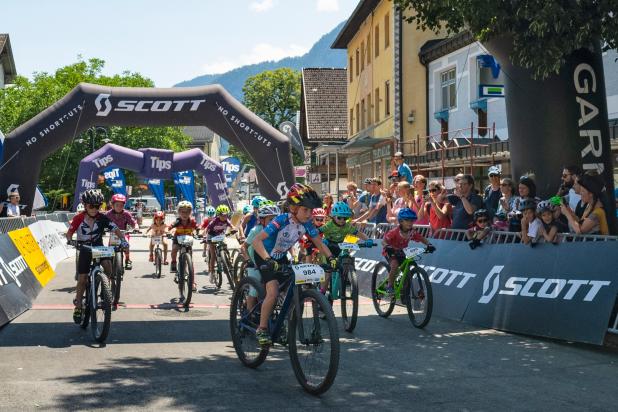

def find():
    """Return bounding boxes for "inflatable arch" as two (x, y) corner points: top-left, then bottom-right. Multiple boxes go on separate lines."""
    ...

(0, 83), (295, 214)
(74, 144), (230, 211)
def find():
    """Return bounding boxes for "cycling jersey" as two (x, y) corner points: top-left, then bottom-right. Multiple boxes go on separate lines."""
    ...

(206, 217), (232, 236)
(319, 220), (358, 244)
(245, 224), (264, 263)
(170, 217), (197, 236)
(105, 209), (136, 230)
(200, 218), (211, 230)
(383, 227), (423, 251)
(68, 212), (118, 245)
(262, 213), (318, 260)
(244, 213), (258, 236)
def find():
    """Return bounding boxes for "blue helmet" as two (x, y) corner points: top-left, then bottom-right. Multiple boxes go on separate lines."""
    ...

(242, 205), (252, 215)
(397, 207), (417, 222)
(205, 206), (216, 217)
(251, 196), (266, 209)
(330, 201), (352, 218)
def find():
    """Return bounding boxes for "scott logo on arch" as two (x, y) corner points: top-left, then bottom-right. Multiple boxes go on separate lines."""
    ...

(95, 93), (206, 117)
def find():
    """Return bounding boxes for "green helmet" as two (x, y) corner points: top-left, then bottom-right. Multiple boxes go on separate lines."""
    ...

(216, 204), (230, 216)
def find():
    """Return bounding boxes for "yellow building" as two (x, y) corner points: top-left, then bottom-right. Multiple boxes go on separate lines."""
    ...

(332, 0), (442, 184)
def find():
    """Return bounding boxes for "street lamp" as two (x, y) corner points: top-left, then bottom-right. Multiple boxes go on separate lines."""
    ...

(76, 126), (111, 152)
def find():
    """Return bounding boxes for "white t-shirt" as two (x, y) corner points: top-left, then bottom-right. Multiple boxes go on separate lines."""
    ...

(528, 218), (542, 238)
(6, 203), (20, 217)
(567, 188), (581, 211)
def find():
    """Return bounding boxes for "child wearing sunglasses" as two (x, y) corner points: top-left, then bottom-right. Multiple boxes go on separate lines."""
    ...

(300, 208), (327, 263)
(467, 209), (492, 249)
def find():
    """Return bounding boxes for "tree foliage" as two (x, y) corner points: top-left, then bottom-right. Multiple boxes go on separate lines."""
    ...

(0, 58), (191, 197)
(395, 0), (618, 79)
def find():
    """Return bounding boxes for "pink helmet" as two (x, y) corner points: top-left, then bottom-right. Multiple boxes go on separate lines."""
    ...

(312, 208), (326, 218)
(154, 211), (165, 220)
(111, 194), (126, 204)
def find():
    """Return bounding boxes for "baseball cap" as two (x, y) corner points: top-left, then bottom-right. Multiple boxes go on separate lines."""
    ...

(363, 178), (373, 185)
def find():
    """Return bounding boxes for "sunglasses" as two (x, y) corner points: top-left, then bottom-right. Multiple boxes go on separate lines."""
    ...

(333, 216), (347, 220)
(476, 219), (488, 223)
(500, 183), (509, 186)
(314, 218), (325, 222)
(429, 188), (439, 193)
(562, 174), (571, 178)
(86, 204), (100, 210)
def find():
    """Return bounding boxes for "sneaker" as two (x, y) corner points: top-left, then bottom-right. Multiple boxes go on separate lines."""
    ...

(125, 260), (133, 270)
(170, 261), (177, 272)
(209, 272), (216, 284)
(384, 286), (395, 299)
(73, 307), (82, 324)
(149, 254), (154, 262)
(256, 328), (272, 347)
(192, 283), (197, 292)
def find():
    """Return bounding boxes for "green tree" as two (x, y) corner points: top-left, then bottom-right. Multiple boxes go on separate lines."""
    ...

(0, 58), (191, 201)
(394, 0), (618, 79)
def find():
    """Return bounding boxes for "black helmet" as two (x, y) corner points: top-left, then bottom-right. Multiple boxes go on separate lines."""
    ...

(81, 189), (104, 206)
(518, 199), (536, 212)
(473, 209), (490, 220)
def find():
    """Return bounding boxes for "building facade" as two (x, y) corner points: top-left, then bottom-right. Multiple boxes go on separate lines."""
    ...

(0, 34), (17, 89)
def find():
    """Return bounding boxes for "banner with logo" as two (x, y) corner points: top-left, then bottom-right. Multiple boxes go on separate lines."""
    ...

(7, 227), (55, 288)
(221, 157), (242, 188)
(351, 239), (618, 345)
(147, 178), (166, 211)
(173, 170), (195, 208)
(103, 167), (127, 195)
(27, 221), (71, 270)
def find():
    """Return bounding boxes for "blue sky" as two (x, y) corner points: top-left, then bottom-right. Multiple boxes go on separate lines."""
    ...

(3, 0), (358, 87)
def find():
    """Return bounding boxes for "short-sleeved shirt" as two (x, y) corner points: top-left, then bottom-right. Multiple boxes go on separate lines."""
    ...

(244, 214), (258, 236)
(246, 224), (264, 263)
(206, 217), (232, 236)
(398, 163), (413, 184)
(319, 221), (358, 244)
(369, 193), (387, 224)
(483, 185), (502, 216)
(262, 213), (319, 260)
(586, 207), (609, 235)
(447, 193), (484, 229)
(200, 218), (211, 229)
(6, 203), (20, 217)
(383, 227), (423, 251)
(105, 209), (136, 231)
(170, 217), (197, 236)
(358, 192), (370, 211)
(68, 212), (118, 245)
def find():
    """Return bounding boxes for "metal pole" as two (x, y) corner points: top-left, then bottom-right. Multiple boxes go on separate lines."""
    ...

(335, 150), (339, 198)
(470, 122), (474, 176)
(326, 153), (330, 194)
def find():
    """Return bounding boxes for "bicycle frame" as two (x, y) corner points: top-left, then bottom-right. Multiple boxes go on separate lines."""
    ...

(377, 257), (418, 300)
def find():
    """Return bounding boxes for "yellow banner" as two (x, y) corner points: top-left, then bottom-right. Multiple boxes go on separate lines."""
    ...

(8, 227), (55, 287)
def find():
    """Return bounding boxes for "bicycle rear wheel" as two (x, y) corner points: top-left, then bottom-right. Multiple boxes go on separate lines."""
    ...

(90, 271), (112, 343)
(404, 267), (433, 328)
(179, 254), (194, 307)
(288, 288), (340, 395)
(340, 268), (359, 332)
(371, 262), (396, 317)
(229, 276), (269, 368)
(111, 251), (123, 306)
(154, 248), (162, 279)
(233, 254), (245, 286)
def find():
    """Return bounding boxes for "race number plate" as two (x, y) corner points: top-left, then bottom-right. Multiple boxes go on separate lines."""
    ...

(210, 234), (225, 243)
(152, 236), (162, 245)
(177, 235), (194, 246)
(91, 246), (115, 258)
(404, 247), (425, 259)
(292, 264), (325, 284)
(338, 242), (360, 251)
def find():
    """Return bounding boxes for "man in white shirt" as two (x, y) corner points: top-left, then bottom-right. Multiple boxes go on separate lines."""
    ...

(558, 165), (582, 210)
(6, 191), (21, 217)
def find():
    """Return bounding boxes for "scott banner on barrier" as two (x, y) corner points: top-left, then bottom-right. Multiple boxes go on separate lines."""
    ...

(352, 239), (618, 345)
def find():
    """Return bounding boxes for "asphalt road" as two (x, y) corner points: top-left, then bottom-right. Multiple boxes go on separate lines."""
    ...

(1, 233), (617, 411)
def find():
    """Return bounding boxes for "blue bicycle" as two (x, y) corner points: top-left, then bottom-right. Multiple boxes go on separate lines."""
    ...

(229, 262), (340, 395)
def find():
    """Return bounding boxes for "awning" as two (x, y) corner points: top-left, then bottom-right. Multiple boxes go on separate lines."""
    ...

(469, 98), (487, 112)
(434, 109), (449, 121)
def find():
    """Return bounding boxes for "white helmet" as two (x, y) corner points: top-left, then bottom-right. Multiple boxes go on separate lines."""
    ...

(177, 200), (193, 211)
(76, 203), (85, 213)
(257, 203), (280, 218)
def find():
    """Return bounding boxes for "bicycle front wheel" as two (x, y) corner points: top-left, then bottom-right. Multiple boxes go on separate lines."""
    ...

(90, 271), (112, 343)
(404, 266), (433, 328)
(233, 254), (245, 285)
(112, 251), (123, 306)
(371, 262), (395, 318)
(154, 248), (162, 279)
(180, 254), (194, 307)
(340, 268), (359, 332)
(288, 287), (340, 395)
(222, 250), (235, 290)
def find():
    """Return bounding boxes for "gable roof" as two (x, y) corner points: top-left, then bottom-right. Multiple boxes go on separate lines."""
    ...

(331, 0), (381, 49)
(299, 68), (348, 144)
(0, 34), (17, 83)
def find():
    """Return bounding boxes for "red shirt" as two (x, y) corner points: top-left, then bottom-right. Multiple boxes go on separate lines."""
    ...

(383, 227), (423, 251)
(170, 217), (197, 236)
(200, 218), (211, 229)
(429, 202), (452, 232)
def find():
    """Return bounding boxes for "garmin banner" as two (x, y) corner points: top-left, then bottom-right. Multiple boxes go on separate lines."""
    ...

(103, 167), (127, 195)
(0, 83), (295, 215)
(147, 178), (165, 211)
(173, 170), (195, 207)
(352, 239), (618, 345)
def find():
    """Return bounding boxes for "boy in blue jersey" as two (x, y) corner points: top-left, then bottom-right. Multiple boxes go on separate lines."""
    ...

(252, 184), (337, 346)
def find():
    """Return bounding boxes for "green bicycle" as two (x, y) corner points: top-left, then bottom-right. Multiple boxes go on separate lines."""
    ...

(371, 246), (433, 328)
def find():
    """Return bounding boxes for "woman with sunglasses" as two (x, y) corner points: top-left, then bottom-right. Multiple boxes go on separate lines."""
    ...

(496, 178), (516, 215)
(386, 181), (413, 223)
(426, 181), (452, 234)
(411, 175), (430, 225)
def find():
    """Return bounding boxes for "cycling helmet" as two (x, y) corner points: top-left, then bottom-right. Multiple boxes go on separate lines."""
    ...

(473, 209), (490, 220)
(205, 206), (216, 217)
(536, 200), (554, 214)
(216, 204), (230, 216)
(76, 203), (85, 213)
(111, 194), (126, 204)
(81, 189), (104, 206)
(397, 207), (417, 222)
(251, 196), (266, 209)
(518, 199), (536, 212)
(312, 208), (327, 218)
(330, 201), (353, 218)
(177, 200), (193, 211)
(154, 211), (165, 220)
(258, 203), (280, 218)
(286, 183), (322, 209)
(495, 211), (507, 221)
(242, 205), (252, 215)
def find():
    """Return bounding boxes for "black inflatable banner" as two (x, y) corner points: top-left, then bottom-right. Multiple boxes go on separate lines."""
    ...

(0, 83), (296, 215)
(352, 239), (618, 345)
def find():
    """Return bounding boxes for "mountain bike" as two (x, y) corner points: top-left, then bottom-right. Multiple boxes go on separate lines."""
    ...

(71, 241), (114, 343)
(371, 246), (433, 328)
(152, 235), (163, 279)
(230, 262), (340, 395)
(207, 231), (237, 290)
(325, 239), (375, 332)
(176, 235), (195, 307)
(108, 230), (125, 307)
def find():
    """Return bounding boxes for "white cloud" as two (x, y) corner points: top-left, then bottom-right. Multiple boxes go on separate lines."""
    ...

(316, 0), (339, 12)
(201, 43), (309, 75)
(250, 0), (274, 12)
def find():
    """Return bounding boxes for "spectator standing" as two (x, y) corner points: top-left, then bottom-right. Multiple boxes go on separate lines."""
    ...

(427, 181), (452, 233)
(344, 182), (361, 216)
(387, 181), (413, 223)
(520, 199), (541, 245)
(354, 178), (388, 224)
(447, 174), (483, 229)
(323, 193), (334, 217)
(484, 166), (502, 216)
(411, 175), (430, 225)
(392, 151), (413, 184)
(561, 173), (608, 235)
(354, 178), (373, 217)
(557, 165), (582, 210)
(509, 175), (539, 232)
(5, 191), (21, 217)
(496, 178), (517, 215)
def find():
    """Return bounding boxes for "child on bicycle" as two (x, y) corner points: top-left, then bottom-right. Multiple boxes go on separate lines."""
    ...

(105, 193), (139, 270)
(239, 196), (266, 240)
(146, 211), (169, 264)
(382, 208), (435, 297)
(205, 204), (234, 283)
(466, 209), (492, 249)
(66, 189), (128, 323)
(200, 205), (216, 258)
(252, 184), (337, 346)
(169, 201), (198, 278)
(299, 208), (327, 263)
